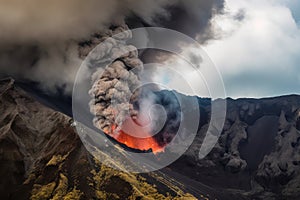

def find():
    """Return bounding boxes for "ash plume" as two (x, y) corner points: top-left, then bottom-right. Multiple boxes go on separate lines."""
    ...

(88, 24), (143, 134)
(87, 24), (184, 151)
(0, 0), (225, 94)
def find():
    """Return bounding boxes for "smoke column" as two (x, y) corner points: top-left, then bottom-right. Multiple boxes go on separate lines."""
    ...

(89, 24), (142, 134)
(88, 24), (181, 153)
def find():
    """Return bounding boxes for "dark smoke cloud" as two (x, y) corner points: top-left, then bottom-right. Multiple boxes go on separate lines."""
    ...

(149, 90), (181, 146)
(88, 24), (142, 133)
(0, 0), (177, 42)
(0, 43), (81, 93)
(87, 26), (182, 149)
(0, 0), (225, 94)
(152, 0), (225, 43)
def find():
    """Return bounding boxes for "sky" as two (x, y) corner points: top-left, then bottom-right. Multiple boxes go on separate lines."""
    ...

(145, 0), (300, 98)
(0, 0), (299, 99)
(204, 0), (300, 98)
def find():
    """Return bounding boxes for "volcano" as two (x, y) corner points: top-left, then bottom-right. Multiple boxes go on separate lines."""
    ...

(0, 78), (197, 199)
(2, 78), (300, 199)
(99, 89), (183, 154)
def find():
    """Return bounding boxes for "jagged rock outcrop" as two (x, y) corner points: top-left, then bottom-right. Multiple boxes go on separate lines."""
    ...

(170, 95), (300, 199)
(0, 78), (90, 199)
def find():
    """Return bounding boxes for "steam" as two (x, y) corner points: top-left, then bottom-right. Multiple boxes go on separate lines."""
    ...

(145, 90), (182, 147)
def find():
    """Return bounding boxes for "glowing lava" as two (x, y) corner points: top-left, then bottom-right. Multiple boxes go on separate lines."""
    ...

(105, 118), (165, 154)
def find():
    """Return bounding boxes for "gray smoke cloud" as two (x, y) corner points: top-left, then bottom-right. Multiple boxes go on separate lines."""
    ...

(88, 24), (143, 133)
(87, 25), (183, 151)
(0, 0), (224, 94)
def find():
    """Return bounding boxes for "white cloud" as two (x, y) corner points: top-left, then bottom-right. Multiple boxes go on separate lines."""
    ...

(151, 49), (211, 97)
(152, 46), (226, 99)
(281, 0), (300, 24)
(203, 0), (300, 98)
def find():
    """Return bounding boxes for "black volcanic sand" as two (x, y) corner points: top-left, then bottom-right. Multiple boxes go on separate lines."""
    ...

(239, 115), (279, 170)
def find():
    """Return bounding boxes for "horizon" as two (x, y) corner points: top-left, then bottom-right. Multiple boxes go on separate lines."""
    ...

(0, 0), (299, 99)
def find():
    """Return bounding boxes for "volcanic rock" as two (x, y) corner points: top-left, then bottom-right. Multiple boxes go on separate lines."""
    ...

(0, 78), (196, 200)
(170, 95), (300, 199)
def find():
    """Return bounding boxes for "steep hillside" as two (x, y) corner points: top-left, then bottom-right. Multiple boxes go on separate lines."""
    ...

(0, 78), (196, 200)
(171, 95), (300, 199)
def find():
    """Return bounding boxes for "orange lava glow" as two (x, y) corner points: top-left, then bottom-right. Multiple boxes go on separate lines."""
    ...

(105, 118), (165, 154)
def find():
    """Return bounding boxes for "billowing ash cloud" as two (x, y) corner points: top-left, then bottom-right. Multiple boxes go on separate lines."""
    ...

(0, 0), (224, 94)
(87, 25), (183, 152)
(0, 0), (185, 42)
(0, 43), (81, 93)
(152, 0), (225, 43)
(88, 24), (143, 133)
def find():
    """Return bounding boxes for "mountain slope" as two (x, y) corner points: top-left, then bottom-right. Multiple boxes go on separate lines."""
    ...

(0, 78), (196, 200)
(170, 95), (300, 199)
(1, 77), (300, 199)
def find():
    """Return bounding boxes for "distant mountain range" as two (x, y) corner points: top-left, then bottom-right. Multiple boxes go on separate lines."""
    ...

(1, 77), (300, 200)
(170, 93), (300, 199)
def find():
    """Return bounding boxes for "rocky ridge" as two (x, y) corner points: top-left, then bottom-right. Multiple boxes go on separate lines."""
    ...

(0, 78), (196, 200)
(171, 95), (300, 199)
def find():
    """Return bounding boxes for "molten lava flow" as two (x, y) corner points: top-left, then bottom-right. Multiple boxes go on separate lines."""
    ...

(105, 118), (165, 154)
